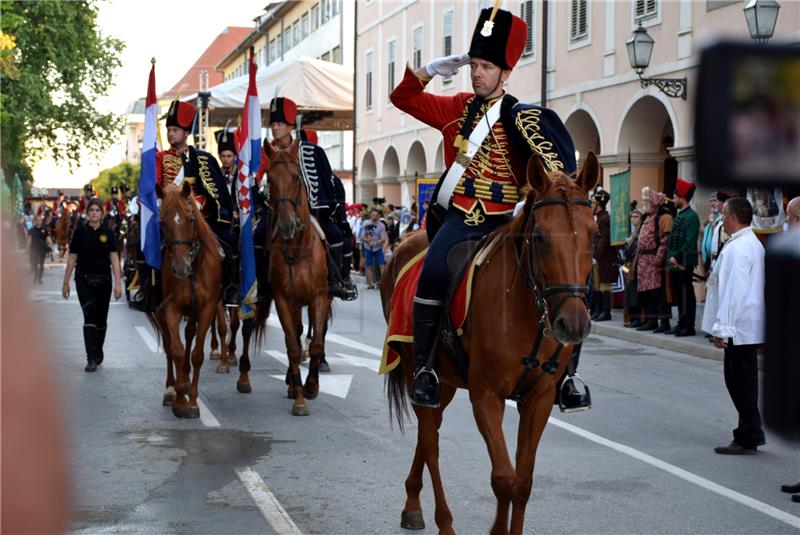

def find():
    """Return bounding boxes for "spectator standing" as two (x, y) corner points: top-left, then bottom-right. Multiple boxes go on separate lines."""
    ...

(711, 197), (766, 455)
(623, 209), (642, 328)
(701, 192), (721, 274)
(666, 178), (700, 337)
(591, 189), (615, 321)
(28, 215), (51, 283)
(386, 214), (400, 251)
(701, 191), (734, 338)
(62, 198), (123, 372)
(785, 196), (800, 229)
(635, 191), (669, 331)
(359, 209), (388, 289)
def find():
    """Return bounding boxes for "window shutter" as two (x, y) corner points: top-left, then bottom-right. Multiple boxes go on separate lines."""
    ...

(521, 0), (534, 54)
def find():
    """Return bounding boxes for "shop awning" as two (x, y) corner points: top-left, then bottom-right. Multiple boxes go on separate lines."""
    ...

(183, 56), (353, 131)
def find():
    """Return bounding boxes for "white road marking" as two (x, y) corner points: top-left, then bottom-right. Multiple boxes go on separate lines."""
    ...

(266, 316), (381, 356)
(196, 397), (220, 428)
(236, 467), (303, 535)
(264, 350), (353, 399)
(332, 352), (380, 372)
(135, 326), (160, 353)
(504, 400), (800, 530)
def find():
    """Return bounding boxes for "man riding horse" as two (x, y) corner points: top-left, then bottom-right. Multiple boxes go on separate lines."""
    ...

(138, 99), (240, 310)
(261, 97), (357, 301)
(390, 5), (590, 410)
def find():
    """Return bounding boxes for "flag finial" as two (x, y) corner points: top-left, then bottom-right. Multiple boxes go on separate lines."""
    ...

(151, 57), (156, 65)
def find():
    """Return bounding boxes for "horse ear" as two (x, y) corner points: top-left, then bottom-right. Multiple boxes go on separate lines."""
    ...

(181, 180), (192, 199)
(575, 151), (600, 194)
(155, 182), (163, 199)
(526, 155), (551, 196)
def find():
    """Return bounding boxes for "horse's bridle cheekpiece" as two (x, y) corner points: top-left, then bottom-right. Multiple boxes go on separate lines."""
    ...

(508, 195), (592, 404)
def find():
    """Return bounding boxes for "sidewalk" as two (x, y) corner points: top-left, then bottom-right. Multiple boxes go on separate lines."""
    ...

(590, 303), (725, 362)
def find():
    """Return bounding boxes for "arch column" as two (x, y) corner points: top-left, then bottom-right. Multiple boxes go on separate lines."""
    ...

(668, 146), (695, 182)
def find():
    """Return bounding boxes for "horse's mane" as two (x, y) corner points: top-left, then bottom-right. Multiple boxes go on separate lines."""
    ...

(160, 183), (221, 263)
(500, 172), (581, 239)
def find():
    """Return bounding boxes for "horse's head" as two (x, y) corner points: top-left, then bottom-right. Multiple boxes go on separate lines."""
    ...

(264, 138), (306, 240)
(522, 152), (600, 346)
(157, 181), (199, 279)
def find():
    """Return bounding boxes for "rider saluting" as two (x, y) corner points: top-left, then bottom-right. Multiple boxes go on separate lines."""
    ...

(390, 5), (578, 408)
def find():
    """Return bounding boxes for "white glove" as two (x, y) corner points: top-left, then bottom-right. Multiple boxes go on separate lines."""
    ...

(425, 53), (471, 78)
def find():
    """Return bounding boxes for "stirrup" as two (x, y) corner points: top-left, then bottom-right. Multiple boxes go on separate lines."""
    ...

(558, 373), (591, 413)
(410, 367), (441, 409)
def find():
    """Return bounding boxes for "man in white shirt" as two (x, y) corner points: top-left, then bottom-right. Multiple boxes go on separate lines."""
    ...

(711, 197), (766, 455)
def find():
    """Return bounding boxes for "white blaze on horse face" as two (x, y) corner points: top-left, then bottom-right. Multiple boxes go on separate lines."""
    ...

(174, 213), (181, 225)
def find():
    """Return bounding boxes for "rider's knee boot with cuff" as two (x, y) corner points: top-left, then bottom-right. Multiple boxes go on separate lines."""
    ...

(222, 254), (241, 307)
(410, 298), (443, 408)
(327, 244), (357, 301)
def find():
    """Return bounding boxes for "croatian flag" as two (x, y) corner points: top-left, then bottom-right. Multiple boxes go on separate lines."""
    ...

(139, 60), (161, 270)
(235, 48), (260, 318)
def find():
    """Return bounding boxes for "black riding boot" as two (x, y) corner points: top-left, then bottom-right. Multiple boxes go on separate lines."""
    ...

(589, 290), (602, 320)
(223, 254), (241, 307)
(594, 291), (612, 321)
(328, 245), (357, 301)
(410, 300), (443, 408)
(557, 344), (591, 411)
(341, 251), (358, 298)
(83, 325), (98, 372)
(137, 263), (162, 313)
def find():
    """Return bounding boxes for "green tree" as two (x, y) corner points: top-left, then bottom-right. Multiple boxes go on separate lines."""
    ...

(0, 1), (124, 189)
(90, 161), (140, 199)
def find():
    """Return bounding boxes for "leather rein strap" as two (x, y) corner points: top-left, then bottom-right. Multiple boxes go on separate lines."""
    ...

(508, 196), (592, 404)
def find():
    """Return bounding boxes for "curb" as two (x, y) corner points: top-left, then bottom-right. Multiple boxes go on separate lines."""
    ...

(589, 321), (724, 362)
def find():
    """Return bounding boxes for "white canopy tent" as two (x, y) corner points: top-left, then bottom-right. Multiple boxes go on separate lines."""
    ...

(183, 56), (353, 131)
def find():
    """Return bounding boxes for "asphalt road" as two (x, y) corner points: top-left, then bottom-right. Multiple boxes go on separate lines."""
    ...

(28, 260), (800, 535)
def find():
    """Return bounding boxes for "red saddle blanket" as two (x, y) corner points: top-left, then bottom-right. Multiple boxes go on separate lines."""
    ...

(380, 247), (478, 373)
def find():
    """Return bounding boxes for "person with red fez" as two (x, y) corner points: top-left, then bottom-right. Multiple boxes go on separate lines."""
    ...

(77, 183), (95, 218)
(665, 177), (701, 337)
(262, 96), (358, 301)
(390, 5), (579, 408)
(146, 99), (239, 308)
(104, 186), (126, 225)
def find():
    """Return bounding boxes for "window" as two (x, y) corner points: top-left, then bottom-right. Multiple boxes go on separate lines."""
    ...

(442, 11), (454, 83)
(332, 0), (340, 17)
(412, 25), (423, 70)
(366, 51), (373, 110)
(311, 4), (319, 31)
(284, 30), (292, 51)
(269, 38), (276, 64)
(321, 51), (331, 62)
(521, 0), (534, 56)
(332, 45), (341, 64)
(292, 22), (300, 47)
(635, 0), (658, 22)
(302, 12), (310, 38)
(570, 0), (588, 42)
(387, 39), (397, 99)
(321, 0), (331, 24)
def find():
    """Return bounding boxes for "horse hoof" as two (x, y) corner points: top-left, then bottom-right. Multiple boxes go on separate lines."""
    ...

(237, 381), (252, 394)
(185, 405), (200, 419)
(291, 403), (309, 416)
(304, 385), (319, 400)
(210, 350), (221, 360)
(162, 387), (176, 406)
(400, 511), (425, 530)
(216, 364), (229, 374)
(229, 356), (239, 366)
(171, 404), (188, 418)
(318, 361), (331, 373)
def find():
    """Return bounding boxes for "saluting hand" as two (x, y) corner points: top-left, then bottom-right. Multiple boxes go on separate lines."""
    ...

(426, 53), (471, 78)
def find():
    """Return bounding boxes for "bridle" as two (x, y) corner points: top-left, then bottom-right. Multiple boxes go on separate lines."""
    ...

(508, 194), (593, 404)
(162, 203), (201, 278)
(268, 156), (309, 241)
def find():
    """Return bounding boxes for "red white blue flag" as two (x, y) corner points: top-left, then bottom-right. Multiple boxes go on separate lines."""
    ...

(235, 48), (260, 318)
(138, 60), (161, 269)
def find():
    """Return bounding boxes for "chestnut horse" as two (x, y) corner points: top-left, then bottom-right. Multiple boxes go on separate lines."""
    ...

(381, 153), (600, 535)
(54, 207), (73, 262)
(149, 181), (228, 419)
(258, 138), (331, 416)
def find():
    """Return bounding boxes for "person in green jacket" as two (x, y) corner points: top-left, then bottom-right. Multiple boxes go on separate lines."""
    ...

(665, 178), (700, 337)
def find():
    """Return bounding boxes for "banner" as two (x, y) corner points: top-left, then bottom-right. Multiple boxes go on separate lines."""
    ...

(138, 60), (161, 270)
(416, 178), (438, 226)
(610, 168), (631, 246)
(235, 48), (260, 319)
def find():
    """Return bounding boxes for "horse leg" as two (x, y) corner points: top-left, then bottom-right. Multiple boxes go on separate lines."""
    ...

(210, 303), (223, 360)
(228, 308), (239, 367)
(303, 297), (329, 400)
(299, 313), (309, 363)
(236, 317), (253, 394)
(185, 305), (214, 420)
(215, 304), (231, 374)
(318, 321), (331, 373)
(276, 297), (307, 415)
(165, 313), (189, 418)
(160, 316), (177, 406)
(470, 388), (515, 535)
(406, 384), (457, 534)
(509, 388), (555, 535)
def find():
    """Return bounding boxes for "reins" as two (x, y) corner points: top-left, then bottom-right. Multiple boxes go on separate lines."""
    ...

(507, 195), (592, 404)
(162, 200), (204, 317)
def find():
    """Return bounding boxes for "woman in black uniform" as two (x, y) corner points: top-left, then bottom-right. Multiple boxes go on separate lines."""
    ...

(62, 198), (123, 372)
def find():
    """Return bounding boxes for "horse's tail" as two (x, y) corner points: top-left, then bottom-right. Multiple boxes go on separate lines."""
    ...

(251, 292), (273, 350)
(385, 360), (409, 432)
(145, 311), (163, 348)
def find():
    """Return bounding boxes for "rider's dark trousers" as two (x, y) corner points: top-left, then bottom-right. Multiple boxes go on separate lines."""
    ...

(415, 209), (507, 303)
(76, 273), (111, 363)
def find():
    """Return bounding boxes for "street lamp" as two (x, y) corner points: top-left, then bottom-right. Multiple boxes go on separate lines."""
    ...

(626, 24), (687, 100)
(744, 0), (781, 44)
